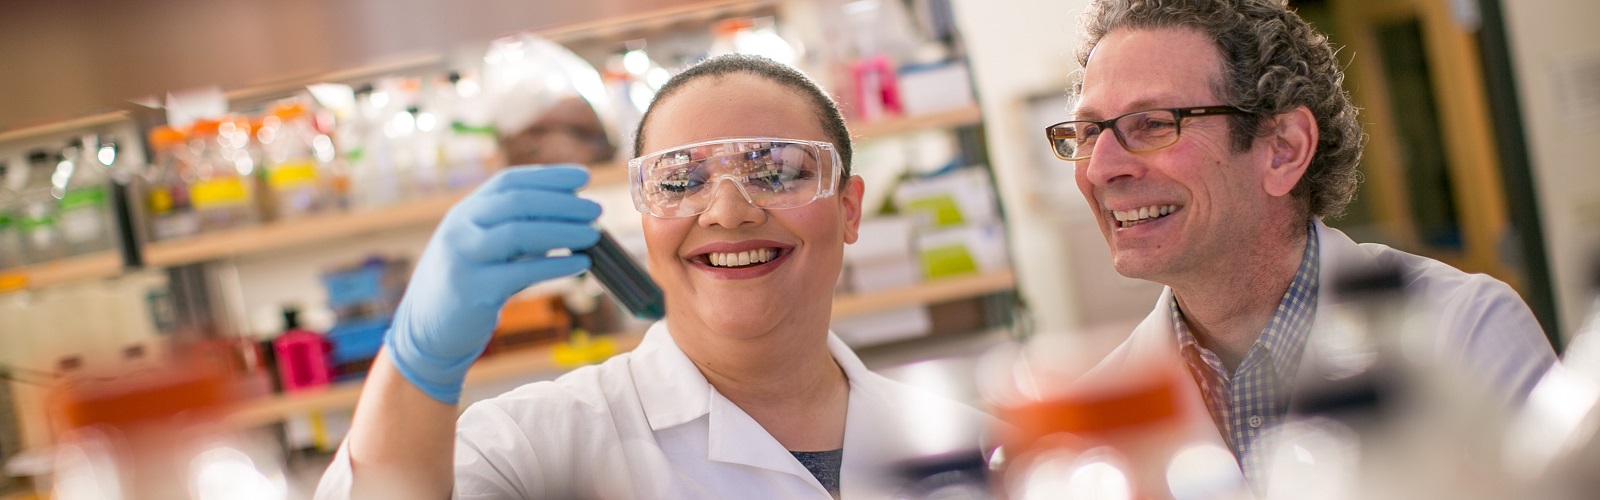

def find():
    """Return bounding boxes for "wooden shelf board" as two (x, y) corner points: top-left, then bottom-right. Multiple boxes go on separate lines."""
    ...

(142, 162), (632, 268)
(0, 252), (124, 292)
(225, 331), (647, 428)
(541, 0), (775, 43)
(851, 106), (984, 141)
(142, 191), (469, 267)
(224, 269), (1014, 426)
(0, 111), (131, 145)
(223, 54), (447, 107)
(832, 269), (1015, 318)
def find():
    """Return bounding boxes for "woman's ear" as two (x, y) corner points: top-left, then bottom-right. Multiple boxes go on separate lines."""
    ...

(841, 175), (865, 244)
(1263, 105), (1318, 198)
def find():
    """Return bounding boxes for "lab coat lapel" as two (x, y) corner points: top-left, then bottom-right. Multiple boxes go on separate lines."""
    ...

(705, 390), (820, 484)
(630, 322), (713, 431)
(1121, 289), (1234, 454)
(1290, 221), (1377, 396)
(832, 333), (940, 496)
(632, 322), (817, 483)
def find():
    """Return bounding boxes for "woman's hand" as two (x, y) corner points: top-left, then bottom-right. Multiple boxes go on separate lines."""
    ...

(384, 165), (601, 403)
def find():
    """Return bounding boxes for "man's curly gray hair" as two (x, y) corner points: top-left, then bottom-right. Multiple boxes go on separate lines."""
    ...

(1071, 0), (1365, 220)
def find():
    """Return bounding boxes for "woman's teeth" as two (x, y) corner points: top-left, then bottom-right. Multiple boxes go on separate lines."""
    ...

(1113, 205), (1179, 228)
(708, 248), (777, 267)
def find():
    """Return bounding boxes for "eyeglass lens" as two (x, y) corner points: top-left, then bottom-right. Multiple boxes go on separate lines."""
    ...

(1053, 110), (1187, 160)
(636, 141), (835, 217)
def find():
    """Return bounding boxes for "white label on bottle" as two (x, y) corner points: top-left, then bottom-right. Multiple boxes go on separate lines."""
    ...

(60, 208), (105, 243)
(29, 227), (56, 250)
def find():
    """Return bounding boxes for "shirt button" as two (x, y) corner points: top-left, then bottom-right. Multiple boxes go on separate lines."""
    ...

(1248, 415), (1263, 428)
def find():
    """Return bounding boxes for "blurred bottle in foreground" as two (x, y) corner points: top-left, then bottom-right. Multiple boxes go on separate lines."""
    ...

(978, 333), (1249, 500)
(47, 353), (288, 500)
(1502, 258), (1600, 499)
(1260, 263), (1521, 499)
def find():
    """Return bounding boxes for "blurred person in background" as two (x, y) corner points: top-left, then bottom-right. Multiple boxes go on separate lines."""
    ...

(1046, 0), (1557, 486)
(315, 54), (988, 499)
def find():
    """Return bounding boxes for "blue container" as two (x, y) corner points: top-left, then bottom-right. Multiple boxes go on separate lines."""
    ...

(321, 262), (387, 311)
(325, 316), (390, 365)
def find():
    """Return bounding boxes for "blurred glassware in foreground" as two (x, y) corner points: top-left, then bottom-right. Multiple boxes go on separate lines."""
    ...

(1502, 259), (1600, 499)
(978, 332), (1249, 500)
(46, 352), (287, 500)
(1261, 263), (1521, 499)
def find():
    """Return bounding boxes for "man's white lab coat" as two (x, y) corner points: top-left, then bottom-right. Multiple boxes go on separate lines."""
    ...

(1082, 220), (1558, 456)
(316, 321), (992, 499)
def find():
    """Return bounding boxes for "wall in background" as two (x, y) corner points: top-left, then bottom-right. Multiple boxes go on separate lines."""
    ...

(1503, 0), (1600, 341)
(950, 0), (1165, 337)
(0, 0), (709, 131)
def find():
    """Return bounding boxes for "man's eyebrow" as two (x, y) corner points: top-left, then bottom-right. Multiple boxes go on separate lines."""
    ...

(1071, 96), (1190, 120)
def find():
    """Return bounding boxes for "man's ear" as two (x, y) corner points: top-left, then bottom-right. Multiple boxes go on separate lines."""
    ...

(1263, 105), (1317, 198)
(841, 175), (865, 244)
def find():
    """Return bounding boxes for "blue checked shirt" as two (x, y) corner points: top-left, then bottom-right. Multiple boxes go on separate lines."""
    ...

(1172, 224), (1319, 486)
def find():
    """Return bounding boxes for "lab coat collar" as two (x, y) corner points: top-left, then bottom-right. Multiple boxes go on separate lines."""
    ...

(1104, 221), (1374, 457)
(631, 321), (713, 432)
(1307, 219), (1364, 347)
(628, 321), (882, 493)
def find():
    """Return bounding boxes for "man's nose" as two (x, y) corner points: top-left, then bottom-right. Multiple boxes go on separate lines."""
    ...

(697, 177), (766, 228)
(1082, 133), (1145, 186)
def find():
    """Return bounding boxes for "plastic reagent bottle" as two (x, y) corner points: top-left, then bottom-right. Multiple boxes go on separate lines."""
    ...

(56, 136), (115, 256)
(19, 150), (65, 262)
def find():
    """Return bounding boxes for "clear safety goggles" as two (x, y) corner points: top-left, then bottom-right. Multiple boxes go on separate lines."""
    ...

(628, 137), (843, 218)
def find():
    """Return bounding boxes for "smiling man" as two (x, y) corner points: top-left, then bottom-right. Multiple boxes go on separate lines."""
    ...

(1052, 0), (1557, 486)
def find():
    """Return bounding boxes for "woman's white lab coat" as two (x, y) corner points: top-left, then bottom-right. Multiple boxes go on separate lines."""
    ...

(316, 321), (992, 499)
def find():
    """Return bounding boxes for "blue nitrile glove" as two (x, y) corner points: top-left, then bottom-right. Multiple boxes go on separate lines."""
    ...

(385, 165), (601, 404)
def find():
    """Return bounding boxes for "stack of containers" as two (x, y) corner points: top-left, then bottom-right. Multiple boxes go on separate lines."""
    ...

(318, 256), (410, 380)
(893, 164), (1010, 281)
(833, 215), (931, 347)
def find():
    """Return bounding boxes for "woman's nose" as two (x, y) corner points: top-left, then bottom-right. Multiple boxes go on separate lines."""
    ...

(696, 178), (766, 228)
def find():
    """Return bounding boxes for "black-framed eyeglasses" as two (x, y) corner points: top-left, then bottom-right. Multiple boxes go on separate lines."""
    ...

(1044, 106), (1249, 161)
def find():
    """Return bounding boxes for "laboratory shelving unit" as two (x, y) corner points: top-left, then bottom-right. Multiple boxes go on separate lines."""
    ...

(0, 0), (1014, 434)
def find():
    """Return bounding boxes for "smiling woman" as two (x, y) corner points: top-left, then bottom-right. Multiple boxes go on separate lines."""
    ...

(314, 54), (992, 500)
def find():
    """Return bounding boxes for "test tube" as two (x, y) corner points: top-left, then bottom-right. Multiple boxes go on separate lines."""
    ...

(582, 230), (665, 320)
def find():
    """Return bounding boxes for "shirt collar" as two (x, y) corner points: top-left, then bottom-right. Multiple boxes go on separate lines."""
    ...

(1171, 223), (1321, 378)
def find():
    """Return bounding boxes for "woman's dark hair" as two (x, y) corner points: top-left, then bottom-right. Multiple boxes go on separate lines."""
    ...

(632, 54), (853, 178)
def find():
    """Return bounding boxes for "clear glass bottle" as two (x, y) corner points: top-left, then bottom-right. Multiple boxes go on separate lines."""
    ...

(186, 119), (259, 231)
(55, 136), (116, 256)
(437, 71), (497, 190)
(0, 161), (25, 268)
(143, 125), (199, 241)
(18, 150), (65, 262)
(347, 85), (401, 209)
(259, 102), (328, 220)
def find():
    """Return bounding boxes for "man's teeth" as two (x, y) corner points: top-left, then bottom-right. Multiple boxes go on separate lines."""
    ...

(1112, 205), (1178, 227)
(708, 248), (777, 267)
